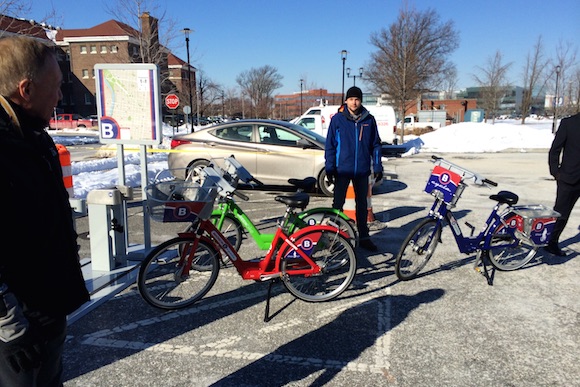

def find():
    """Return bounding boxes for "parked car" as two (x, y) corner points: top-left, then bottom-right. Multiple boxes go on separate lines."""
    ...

(164, 114), (185, 126)
(169, 119), (340, 195)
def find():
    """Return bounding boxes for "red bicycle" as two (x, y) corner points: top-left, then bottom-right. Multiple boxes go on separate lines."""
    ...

(137, 166), (357, 319)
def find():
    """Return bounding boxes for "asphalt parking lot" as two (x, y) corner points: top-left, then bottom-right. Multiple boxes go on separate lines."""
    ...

(64, 151), (579, 386)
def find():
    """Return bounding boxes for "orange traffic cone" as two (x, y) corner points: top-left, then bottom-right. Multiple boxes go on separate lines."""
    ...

(343, 182), (356, 221)
(56, 144), (74, 198)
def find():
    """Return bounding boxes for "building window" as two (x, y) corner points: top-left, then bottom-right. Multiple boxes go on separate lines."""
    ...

(80, 45), (87, 54)
(82, 69), (89, 79)
(84, 93), (92, 105)
(90, 45), (97, 54)
(65, 49), (70, 61)
(66, 72), (72, 83)
(100, 45), (107, 53)
(111, 45), (118, 53)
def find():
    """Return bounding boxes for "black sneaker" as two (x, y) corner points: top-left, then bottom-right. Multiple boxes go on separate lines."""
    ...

(359, 239), (378, 252)
(544, 243), (566, 257)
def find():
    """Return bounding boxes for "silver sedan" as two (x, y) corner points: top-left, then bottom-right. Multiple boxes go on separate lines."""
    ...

(168, 119), (335, 196)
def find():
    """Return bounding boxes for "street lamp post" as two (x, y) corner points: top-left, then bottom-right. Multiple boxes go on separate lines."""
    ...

(300, 79), (304, 114)
(552, 65), (561, 134)
(340, 50), (348, 102)
(182, 27), (194, 132)
(346, 67), (363, 86)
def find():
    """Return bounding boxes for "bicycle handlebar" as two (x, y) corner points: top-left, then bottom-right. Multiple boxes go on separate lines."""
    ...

(251, 177), (264, 186)
(482, 178), (498, 187)
(431, 155), (497, 187)
(234, 189), (250, 201)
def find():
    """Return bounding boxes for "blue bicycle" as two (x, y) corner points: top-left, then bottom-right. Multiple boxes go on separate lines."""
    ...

(395, 156), (560, 284)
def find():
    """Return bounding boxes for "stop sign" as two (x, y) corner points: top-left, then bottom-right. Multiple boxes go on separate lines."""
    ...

(165, 94), (180, 109)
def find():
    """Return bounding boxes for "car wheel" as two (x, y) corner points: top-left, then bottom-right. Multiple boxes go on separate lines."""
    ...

(318, 170), (334, 197)
(186, 159), (210, 181)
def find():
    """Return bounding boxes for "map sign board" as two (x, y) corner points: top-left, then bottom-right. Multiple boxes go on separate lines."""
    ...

(95, 63), (162, 145)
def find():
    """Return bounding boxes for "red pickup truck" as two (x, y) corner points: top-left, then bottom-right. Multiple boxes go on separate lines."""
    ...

(49, 114), (97, 130)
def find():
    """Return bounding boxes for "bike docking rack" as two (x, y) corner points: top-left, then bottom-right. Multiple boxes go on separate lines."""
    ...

(70, 185), (140, 324)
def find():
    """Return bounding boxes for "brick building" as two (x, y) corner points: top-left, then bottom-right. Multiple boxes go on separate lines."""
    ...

(0, 13), (195, 119)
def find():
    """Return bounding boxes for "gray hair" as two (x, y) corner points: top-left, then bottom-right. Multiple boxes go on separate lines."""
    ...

(0, 36), (56, 97)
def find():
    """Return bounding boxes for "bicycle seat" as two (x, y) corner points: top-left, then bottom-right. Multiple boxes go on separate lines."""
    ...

(274, 192), (310, 210)
(288, 177), (317, 192)
(489, 190), (519, 205)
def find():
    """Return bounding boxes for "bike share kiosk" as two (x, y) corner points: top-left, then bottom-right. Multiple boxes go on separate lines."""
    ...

(68, 63), (163, 324)
(86, 185), (133, 272)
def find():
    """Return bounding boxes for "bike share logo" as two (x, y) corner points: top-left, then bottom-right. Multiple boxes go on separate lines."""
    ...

(285, 238), (314, 259)
(425, 166), (461, 203)
(172, 205), (192, 219)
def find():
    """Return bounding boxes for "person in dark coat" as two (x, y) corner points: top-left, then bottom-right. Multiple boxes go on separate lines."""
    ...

(546, 112), (580, 256)
(0, 36), (90, 386)
(325, 86), (383, 251)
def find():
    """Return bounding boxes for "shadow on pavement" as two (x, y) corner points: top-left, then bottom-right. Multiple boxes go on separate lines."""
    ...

(208, 289), (445, 387)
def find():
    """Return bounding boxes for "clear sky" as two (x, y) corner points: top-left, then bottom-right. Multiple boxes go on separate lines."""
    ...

(23, 0), (580, 95)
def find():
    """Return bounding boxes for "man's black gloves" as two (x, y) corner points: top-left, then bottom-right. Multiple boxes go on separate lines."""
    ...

(1, 326), (45, 373)
(327, 172), (336, 185)
(1, 288), (46, 374)
(374, 171), (383, 183)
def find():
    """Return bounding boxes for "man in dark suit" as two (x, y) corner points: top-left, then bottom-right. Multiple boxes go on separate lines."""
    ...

(546, 112), (580, 256)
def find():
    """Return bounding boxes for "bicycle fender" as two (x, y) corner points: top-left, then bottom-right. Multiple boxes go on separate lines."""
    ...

(298, 208), (350, 221)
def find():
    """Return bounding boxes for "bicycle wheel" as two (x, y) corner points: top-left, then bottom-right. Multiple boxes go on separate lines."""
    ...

(209, 214), (243, 251)
(300, 211), (358, 247)
(395, 218), (441, 280)
(138, 236), (220, 310)
(182, 215), (241, 266)
(486, 223), (538, 271)
(280, 228), (357, 302)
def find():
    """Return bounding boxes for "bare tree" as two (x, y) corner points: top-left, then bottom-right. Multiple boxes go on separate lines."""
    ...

(104, 0), (183, 99)
(551, 40), (578, 118)
(236, 65), (283, 118)
(365, 5), (459, 143)
(570, 67), (580, 114)
(196, 70), (222, 117)
(520, 36), (550, 123)
(440, 66), (458, 100)
(105, 0), (180, 60)
(473, 50), (512, 123)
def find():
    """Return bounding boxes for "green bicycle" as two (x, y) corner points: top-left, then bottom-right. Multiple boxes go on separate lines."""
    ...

(185, 156), (358, 255)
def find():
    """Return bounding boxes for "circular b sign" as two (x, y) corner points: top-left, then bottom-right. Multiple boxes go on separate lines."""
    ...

(165, 94), (180, 109)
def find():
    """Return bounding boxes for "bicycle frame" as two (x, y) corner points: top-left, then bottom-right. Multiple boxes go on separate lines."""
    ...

(211, 197), (352, 250)
(186, 218), (348, 281)
(426, 193), (518, 255)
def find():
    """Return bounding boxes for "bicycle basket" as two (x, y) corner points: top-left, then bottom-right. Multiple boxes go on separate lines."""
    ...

(145, 180), (218, 222)
(424, 165), (463, 205)
(509, 205), (561, 246)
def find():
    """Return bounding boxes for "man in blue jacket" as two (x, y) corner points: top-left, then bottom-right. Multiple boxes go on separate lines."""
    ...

(325, 86), (383, 251)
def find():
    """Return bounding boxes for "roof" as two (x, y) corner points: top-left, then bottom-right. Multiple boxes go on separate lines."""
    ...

(0, 14), (56, 41)
(56, 19), (139, 40)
